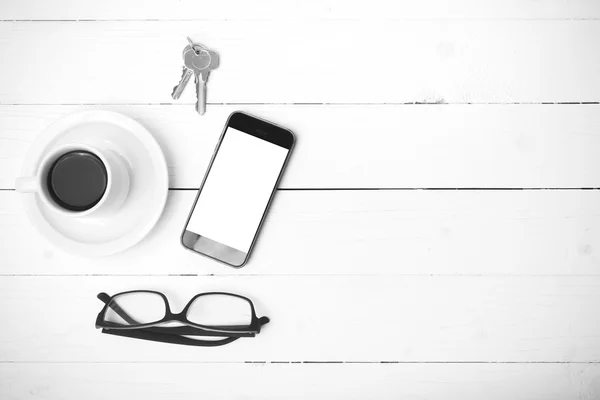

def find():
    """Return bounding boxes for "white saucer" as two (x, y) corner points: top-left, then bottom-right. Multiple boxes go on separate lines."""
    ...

(19, 111), (169, 257)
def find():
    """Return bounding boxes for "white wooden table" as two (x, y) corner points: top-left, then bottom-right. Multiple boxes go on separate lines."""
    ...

(1, 1), (600, 398)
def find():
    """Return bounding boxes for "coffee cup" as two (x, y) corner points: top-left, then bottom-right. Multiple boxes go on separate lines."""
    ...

(15, 144), (130, 218)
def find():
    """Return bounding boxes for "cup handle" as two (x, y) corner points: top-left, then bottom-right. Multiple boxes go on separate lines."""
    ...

(15, 176), (39, 193)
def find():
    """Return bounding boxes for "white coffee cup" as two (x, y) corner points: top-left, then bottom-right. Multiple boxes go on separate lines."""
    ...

(15, 143), (130, 218)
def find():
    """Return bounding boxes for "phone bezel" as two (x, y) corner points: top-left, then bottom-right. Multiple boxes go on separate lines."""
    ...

(180, 111), (295, 268)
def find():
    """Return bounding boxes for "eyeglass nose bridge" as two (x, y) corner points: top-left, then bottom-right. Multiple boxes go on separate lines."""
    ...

(164, 309), (187, 320)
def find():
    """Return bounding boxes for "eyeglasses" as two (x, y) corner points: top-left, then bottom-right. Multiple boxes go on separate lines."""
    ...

(95, 290), (270, 347)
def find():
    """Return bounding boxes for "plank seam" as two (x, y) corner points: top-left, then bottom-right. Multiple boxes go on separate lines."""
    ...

(0, 361), (598, 364)
(1, 18), (599, 22)
(3, 274), (600, 277)
(0, 102), (599, 106)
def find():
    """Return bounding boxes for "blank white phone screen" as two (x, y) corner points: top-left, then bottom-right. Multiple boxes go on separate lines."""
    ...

(187, 127), (289, 253)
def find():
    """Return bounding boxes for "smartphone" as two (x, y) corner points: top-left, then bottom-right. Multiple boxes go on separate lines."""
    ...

(181, 112), (295, 267)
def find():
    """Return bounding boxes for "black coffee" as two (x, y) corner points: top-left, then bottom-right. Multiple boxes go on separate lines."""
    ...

(47, 150), (108, 211)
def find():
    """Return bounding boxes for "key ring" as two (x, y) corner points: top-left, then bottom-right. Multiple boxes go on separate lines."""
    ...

(187, 36), (203, 55)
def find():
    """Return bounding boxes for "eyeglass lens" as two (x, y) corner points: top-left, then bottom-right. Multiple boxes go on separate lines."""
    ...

(105, 292), (166, 326)
(186, 294), (252, 328)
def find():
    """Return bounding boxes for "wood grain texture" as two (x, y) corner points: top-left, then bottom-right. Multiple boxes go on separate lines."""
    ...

(2, 104), (600, 189)
(1, 2), (599, 398)
(1, 363), (599, 400)
(0, 276), (599, 362)
(1, 190), (598, 276)
(0, 21), (599, 104)
(1, 0), (599, 20)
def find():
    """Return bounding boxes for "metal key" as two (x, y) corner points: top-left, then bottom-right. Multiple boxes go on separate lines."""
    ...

(183, 43), (219, 115)
(171, 38), (201, 99)
(171, 65), (193, 100)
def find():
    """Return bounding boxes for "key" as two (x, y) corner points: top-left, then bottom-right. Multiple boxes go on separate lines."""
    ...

(183, 43), (219, 115)
(171, 65), (193, 100)
(171, 38), (199, 100)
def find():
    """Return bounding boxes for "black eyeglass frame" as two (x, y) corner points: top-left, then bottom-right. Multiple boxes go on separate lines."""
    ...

(95, 290), (269, 336)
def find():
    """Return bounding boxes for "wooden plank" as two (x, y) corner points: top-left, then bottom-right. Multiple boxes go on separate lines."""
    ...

(1, 0), (599, 20)
(3, 105), (600, 189)
(2, 190), (598, 276)
(0, 22), (599, 104)
(1, 363), (597, 400)
(0, 276), (599, 361)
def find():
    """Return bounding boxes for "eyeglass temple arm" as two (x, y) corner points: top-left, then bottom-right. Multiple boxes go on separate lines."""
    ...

(176, 316), (269, 335)
(140, 316), (270, 340)
(258, 316), (270, 331)
(97, 292), (141, 326)
(107, 320), (269, 337)
(102, 328), (240, 347)
(145, 326), (255, 337)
